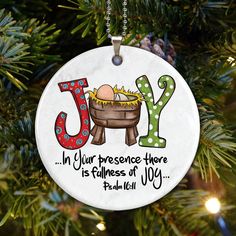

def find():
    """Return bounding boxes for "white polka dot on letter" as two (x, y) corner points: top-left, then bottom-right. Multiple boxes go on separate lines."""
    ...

(148, 138), (153, 143)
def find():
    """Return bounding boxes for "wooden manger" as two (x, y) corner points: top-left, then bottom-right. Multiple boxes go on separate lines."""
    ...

(89, 89), (142, 146)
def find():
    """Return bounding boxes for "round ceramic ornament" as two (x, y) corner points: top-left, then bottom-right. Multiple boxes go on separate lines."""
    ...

(35, 46), (200, 210)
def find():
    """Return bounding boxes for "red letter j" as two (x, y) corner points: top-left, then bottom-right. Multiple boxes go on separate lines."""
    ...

(55, 78), (90, 150)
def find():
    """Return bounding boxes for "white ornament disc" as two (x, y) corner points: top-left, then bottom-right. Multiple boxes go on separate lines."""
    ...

(35, 46), (200, 210)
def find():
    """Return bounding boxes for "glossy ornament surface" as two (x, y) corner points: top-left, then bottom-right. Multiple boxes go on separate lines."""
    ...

(36, 46), (200, 210)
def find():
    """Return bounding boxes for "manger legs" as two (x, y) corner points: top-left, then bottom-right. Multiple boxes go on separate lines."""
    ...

(91, 125), (138, 146)
(134, 126), (139, 137)
(125, 126), (137, 146)
(90, 125), (98, 136)
(91, 125), (106, 145)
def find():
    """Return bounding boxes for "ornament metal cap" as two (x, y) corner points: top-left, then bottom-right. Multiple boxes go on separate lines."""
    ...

(111, 36), (123, 66)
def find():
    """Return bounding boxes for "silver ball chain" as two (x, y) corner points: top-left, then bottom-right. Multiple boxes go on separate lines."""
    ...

(106, 0), (128, 38)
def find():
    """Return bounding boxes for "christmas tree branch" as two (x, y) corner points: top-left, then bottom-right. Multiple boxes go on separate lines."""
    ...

(62, 0), (236, 45)
(134, 190), (234, 236)
(0, 9), (60, 90)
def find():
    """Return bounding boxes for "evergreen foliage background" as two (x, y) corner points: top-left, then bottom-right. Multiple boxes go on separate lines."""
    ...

(0, 1), (236, 235)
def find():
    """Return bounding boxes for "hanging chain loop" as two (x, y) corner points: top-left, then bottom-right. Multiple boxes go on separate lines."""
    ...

(106, 0), (128, 39)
